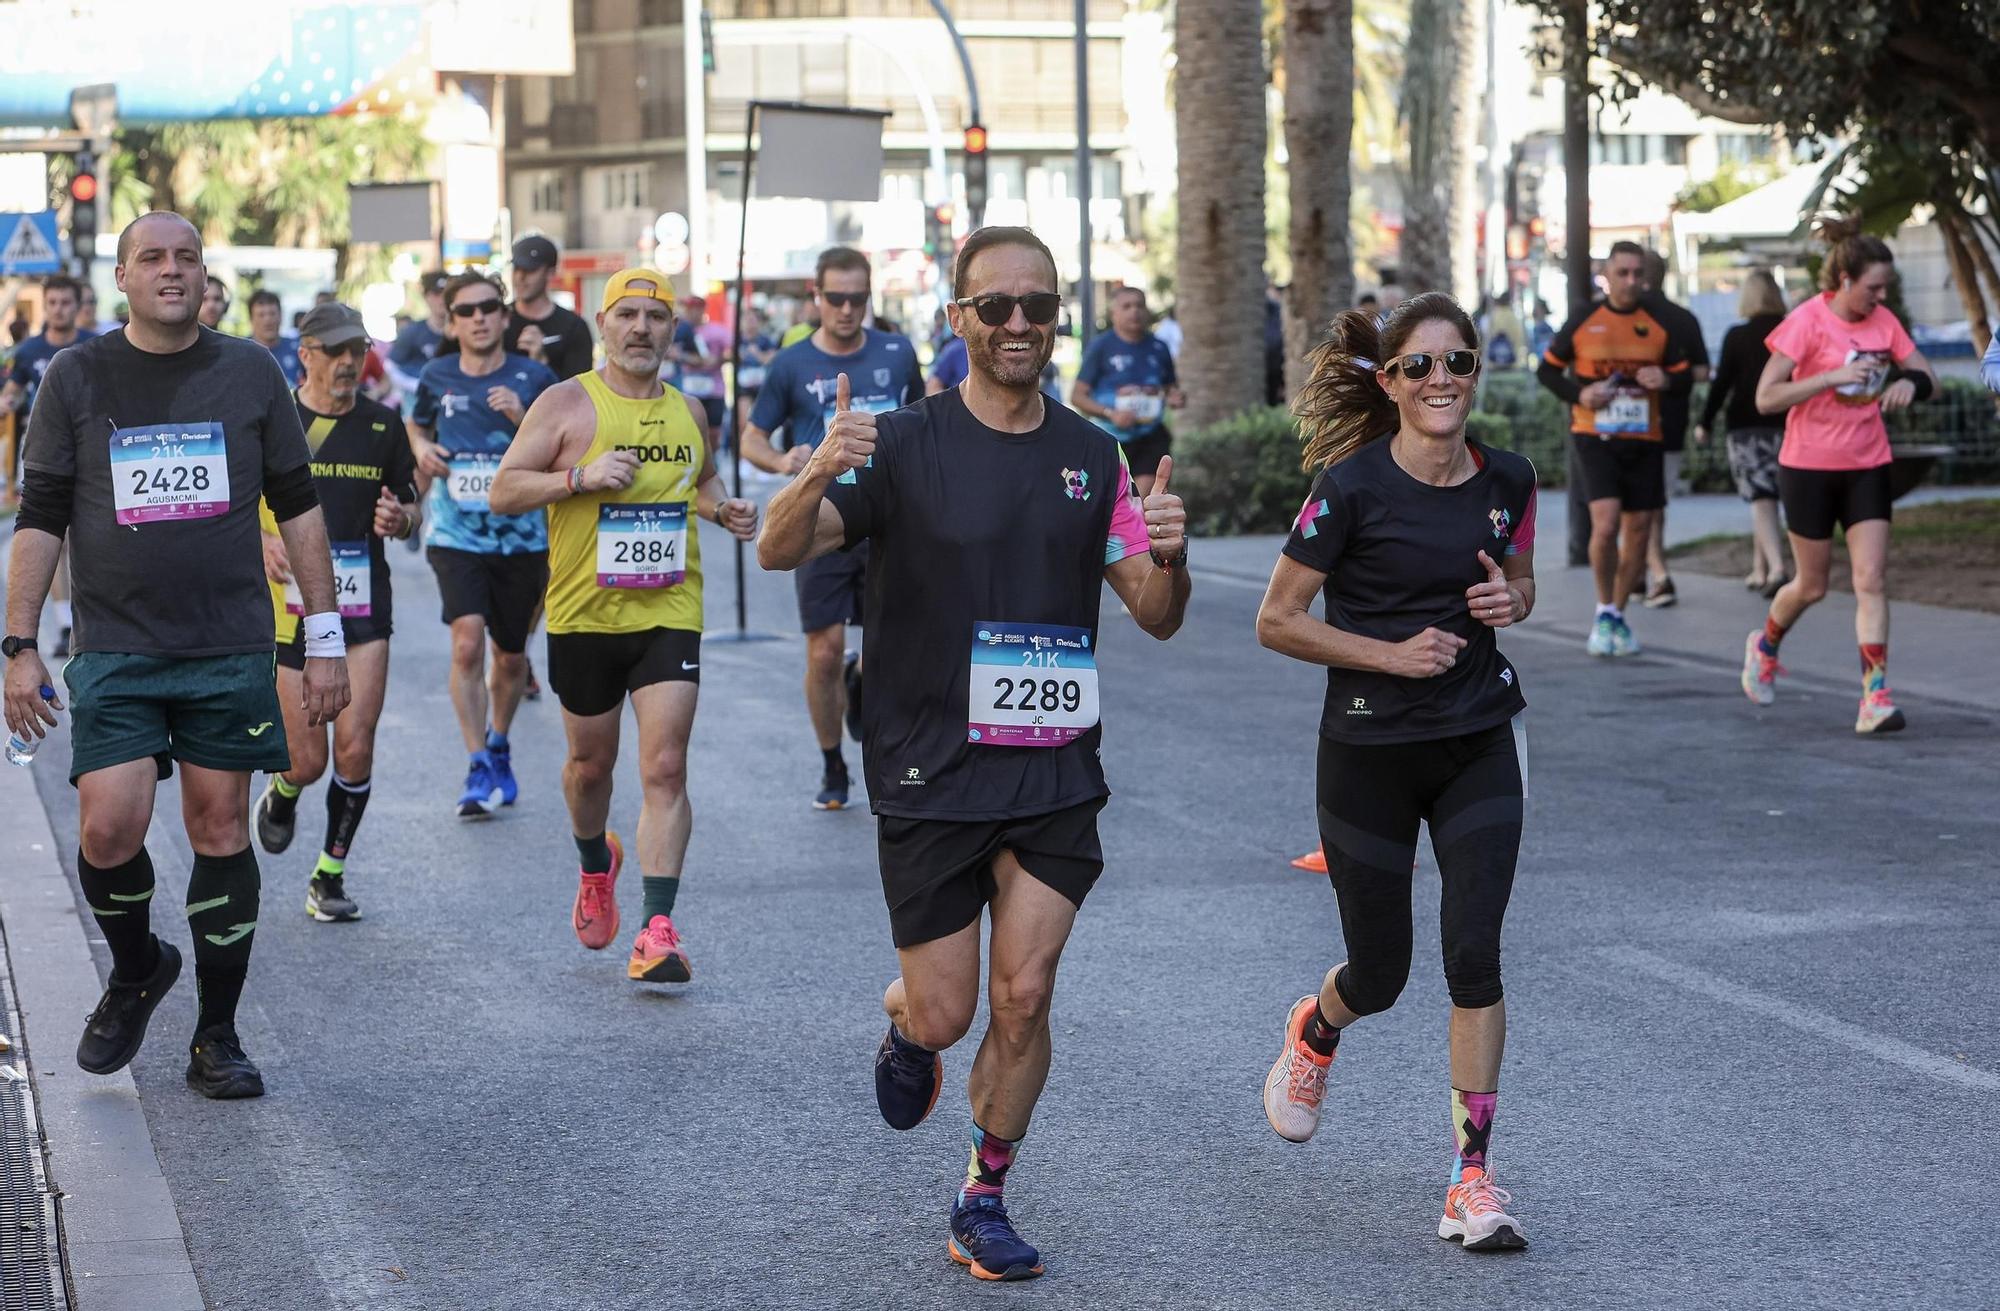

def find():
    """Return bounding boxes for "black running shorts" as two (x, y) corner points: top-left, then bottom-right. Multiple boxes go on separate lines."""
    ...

(1777, 463), (1892, 541)
(426, 546), (549, 654)
(545, 627), (701, 717)
(1119, 427), (1173, 482)
(795, 543), (868, 633)
(875, 796), (1108, 949)
(1571, 434), (1666, 512)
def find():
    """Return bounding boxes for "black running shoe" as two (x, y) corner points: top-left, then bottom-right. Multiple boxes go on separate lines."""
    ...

(874, 1026), (943, 1130)
(77, 938), (180, 1076)
(306, 875), (361, 922)
(949, 1197), (1045, 1281)
(814, 763), (850, 811)
(186, 1025), (265, 1100)
(254, 780), (296, 854)
(843, 649), (863, 742)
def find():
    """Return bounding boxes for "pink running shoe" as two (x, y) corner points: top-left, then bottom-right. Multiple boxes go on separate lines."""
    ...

(572, 833), (622, 951)
(1741, 631), (1785, 707)
(1438, 1168), (1528, 1251)
(627, 915), (692, 983)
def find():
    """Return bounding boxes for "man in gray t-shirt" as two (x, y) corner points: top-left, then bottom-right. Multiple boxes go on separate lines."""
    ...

(1, 211), (352, 1102)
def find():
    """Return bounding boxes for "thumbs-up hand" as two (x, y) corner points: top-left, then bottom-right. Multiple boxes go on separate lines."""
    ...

(807, 371), (878, 483)
(1142, 455), (1185, 563)
(371, 487), (411, 539)
(1465, 549), (1519, 627)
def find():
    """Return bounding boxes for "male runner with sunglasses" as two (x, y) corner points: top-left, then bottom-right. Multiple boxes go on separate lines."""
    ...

(409, 272), (559, 816)
(761, 224), (1188, 1283)
(742, 247), (923, 811)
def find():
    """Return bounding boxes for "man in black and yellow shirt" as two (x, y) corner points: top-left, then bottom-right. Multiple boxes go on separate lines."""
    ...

(253, 303), (421, 923)
(1536, 241), (1690, 657)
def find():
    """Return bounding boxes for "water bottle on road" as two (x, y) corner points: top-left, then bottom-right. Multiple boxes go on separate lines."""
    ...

(6, 686), (58, 766)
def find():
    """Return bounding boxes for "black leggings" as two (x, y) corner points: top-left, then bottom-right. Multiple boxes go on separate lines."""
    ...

(1315, 723), (1523, 1014)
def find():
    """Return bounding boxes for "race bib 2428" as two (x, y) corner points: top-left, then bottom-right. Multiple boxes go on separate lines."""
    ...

(110, 422), (230, 525)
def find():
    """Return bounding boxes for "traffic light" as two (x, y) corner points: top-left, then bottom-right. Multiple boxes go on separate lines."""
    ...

(962, 124), (988, 228)
(924, 202), (956, 258)
(69, 151), (98, 272)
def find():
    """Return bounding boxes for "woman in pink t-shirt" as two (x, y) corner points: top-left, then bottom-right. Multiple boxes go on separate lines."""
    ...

(1740, 221), (1935, 733)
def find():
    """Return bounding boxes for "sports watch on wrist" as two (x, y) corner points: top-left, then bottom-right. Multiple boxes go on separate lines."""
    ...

(2, 635), (38, 659)
(1150, 542), (1188, 571)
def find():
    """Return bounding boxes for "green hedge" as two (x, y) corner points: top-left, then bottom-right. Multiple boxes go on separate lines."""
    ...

(1172, 371), (2000, 536)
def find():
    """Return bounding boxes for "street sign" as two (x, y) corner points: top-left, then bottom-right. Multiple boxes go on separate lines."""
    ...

(653, 212), (690, 247)
(0, 212), (62, 274)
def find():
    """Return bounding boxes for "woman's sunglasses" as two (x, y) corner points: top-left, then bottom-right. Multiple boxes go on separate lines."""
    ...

(955, 292), (1063, 327)
(1386, 349), (1480, 381)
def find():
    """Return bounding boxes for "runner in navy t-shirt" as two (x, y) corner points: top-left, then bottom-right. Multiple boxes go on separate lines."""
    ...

(1256, 293), (1538, 1253)
(741, 247), (923, 811)
(759, 226), (1190, 1283)
(1069, 286), (1184, 495)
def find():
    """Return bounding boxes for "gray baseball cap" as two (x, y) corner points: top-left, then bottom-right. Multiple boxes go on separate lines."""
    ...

(296, 301), (370, 347)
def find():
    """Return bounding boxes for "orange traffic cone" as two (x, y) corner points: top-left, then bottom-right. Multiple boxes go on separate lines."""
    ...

(1290, 846), (1327, 873)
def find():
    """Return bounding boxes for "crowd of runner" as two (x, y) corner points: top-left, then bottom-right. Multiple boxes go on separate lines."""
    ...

(0, 206), (1957, 1280)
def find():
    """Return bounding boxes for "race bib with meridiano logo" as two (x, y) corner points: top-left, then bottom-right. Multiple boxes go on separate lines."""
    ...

(446, 452), (501, 510)
(110, 422), (230, 525)
(966, 621), (1100, 747)
(596, 503), (686, 588)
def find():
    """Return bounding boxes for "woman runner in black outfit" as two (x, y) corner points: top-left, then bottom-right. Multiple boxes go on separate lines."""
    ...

(1255, 293), (1537, 1251)
(1696, 271), (1789, 595)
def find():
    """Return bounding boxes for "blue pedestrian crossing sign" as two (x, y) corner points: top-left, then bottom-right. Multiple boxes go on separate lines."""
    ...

(0, 212), (64, 275)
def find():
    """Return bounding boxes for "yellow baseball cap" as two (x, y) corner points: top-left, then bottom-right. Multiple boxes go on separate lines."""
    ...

(600, 269), (676, 314)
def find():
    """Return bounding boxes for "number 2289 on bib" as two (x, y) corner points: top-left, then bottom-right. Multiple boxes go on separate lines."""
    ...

(967, 621), (1100, 747)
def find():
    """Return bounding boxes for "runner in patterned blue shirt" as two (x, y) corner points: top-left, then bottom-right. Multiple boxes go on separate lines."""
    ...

(1069, 286), (1184, 495)
(741, 246), (923, 812)
(407, 271), (559, 818)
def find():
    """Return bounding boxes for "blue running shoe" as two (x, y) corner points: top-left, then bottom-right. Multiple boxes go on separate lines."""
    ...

(814, 762), (850, 811)
(874, 1026), (942, 1131)
(949, 1197), (1045, 1281)
(457, 752), (501, 819)
(489, 744), (519, 806)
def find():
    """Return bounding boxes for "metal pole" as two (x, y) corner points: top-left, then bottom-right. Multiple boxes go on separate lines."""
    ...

(1074, 0), (1093, 347)
(684, 0), (710, 298)
(729, 103), (757, 636)
(1561, 0), (1593, 567)
(926, 0), (981, 126)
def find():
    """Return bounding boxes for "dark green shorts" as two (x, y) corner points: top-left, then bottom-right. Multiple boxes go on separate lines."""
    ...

(63, 651), (289, 785)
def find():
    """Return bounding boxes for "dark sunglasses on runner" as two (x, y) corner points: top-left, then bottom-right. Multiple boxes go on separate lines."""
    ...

(955, 292), (1063, 327)
(450, 298), (505, 319)
(303, 340), (369, 358)
(818, 290), (870, 310)
(1386, 348), (1480, 381)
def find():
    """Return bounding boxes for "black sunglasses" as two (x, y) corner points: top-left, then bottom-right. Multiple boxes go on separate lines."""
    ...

(818, 291), (870, 310)
(304, 340), (369, 358)
(450, 299), (505, 319)
(1386, 349), (1480, 381)
(956, 292), (1062, 327)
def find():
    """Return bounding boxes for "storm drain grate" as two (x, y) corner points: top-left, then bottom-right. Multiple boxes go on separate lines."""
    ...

(0, 958), (62, 1311)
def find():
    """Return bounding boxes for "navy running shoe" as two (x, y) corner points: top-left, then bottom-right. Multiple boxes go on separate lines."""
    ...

(949, 1197), (1045, 1281)
(490, 744), (519, 806)
(458, 752), (501, 818)
(814, 763), (850, 812)
(873, 1026), (942, 1131)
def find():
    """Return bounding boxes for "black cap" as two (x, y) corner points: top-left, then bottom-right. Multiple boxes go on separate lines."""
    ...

(296, 302), (370, 348)
(512, 236), (560, 272)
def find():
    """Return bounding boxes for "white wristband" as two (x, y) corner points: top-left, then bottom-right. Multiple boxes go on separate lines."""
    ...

(302, 612), (346, 660)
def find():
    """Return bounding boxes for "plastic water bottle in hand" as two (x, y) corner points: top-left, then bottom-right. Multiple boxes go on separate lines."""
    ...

(6, 686), (57, 767)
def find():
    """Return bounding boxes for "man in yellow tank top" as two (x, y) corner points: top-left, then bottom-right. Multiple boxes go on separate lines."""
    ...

(491, 270), (757, 984)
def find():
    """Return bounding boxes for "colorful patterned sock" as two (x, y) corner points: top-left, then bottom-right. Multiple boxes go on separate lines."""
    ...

(1451, 1088), (1498, 1184)
(642, 875), (681, 922)
(1759, 614), (1790, 657)
(959, 1122), (1020, 1206)
(1860, 643), (1888, 694)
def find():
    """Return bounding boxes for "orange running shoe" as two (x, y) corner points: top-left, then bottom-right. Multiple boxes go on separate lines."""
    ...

(572, 832), (622, 951)
(1263, 995), (1334, 1142)
(627, 914), (692, 983)
(1438, 1168), (1528, 1251)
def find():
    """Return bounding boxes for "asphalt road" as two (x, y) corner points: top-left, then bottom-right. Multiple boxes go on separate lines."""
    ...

(19, 517), (1999, 1310)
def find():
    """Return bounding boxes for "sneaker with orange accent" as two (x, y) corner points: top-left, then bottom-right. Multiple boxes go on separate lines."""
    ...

(1438, 1169), (1528, 1251)
(1263, 995), (1334, 1143)
(572, 833), (622, 951)
(1741, 631), (1785, 706)
(1855, 687), (1906, 735)
(627, 914), (692, 983)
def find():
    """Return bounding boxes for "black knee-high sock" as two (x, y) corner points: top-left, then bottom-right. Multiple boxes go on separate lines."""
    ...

(185, 847), (261, 1032)
(322, 773), (372, 864)
(77, 848), (160, 982)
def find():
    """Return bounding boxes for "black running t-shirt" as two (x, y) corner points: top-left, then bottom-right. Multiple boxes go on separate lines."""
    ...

(824, 388), (1150, 821)
(1282, 438), (1537, 744)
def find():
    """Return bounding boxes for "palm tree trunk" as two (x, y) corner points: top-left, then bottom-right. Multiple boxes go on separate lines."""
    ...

(1177, 0), (1271, 429)
(1400, 0), (1485, 301)
(1937, 209), (1993, 358)
(1282, 0), (1355, 398)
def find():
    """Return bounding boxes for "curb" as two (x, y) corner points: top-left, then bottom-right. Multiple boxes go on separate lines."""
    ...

(0, 763), (203, 1311)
